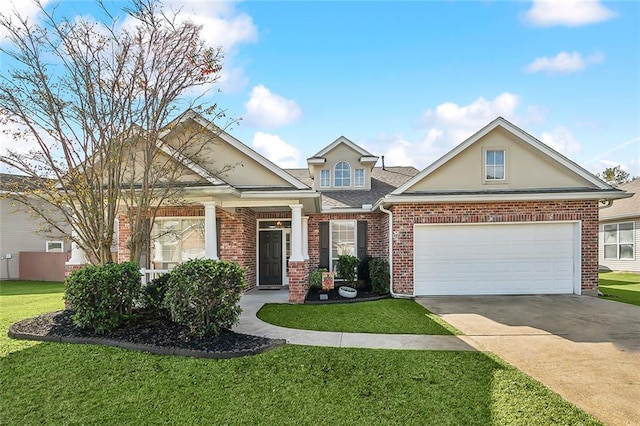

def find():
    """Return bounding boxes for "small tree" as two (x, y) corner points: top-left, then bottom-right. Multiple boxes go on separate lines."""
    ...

(336, 255), (359, 284)
(597, 165), (633, 187)
(0, 0), (233, 264)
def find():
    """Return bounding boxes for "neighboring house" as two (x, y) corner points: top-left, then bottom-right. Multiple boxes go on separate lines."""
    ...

(0, 174), (71, 281)
(599, 179), (639, 272)
(63, 111), (627, 302)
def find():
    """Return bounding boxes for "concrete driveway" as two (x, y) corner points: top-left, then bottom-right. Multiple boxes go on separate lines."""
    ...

(416, 295), (640, 426)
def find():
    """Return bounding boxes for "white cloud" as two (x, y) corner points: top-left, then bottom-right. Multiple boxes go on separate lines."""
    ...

(524, 51), (604, 74)
(252, 132), (301, 168)
(540, 127), (582, 155)
(244, 85), (302, 128)
(422, 92), (541, 146)
(524, 0), (616, 27)
(367, 93), (546, 169)
(0, 0), (52, 42)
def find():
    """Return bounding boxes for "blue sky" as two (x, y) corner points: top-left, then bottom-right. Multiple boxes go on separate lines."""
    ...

(2, 0), (639, 177)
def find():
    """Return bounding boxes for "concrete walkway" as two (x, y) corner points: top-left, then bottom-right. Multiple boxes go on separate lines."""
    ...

(233, 289), (475, 351)
(416, 295), (640, 426)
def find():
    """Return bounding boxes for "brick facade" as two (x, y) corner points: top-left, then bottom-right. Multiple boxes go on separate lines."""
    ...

(117, 205), (258, 291)
(389, 200), (599, 295)
(306, 212), (387, 270)
(288, 260), (308, 303)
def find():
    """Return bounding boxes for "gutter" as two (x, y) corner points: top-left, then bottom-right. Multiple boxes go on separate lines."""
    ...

(378, 203), (411, 299)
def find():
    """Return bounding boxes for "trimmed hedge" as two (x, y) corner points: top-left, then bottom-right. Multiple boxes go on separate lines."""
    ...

(164, 259), (246, 337)
(369, 257), (390, 295)
(64, 262), (141, 334)
(140, 272), (171, 318)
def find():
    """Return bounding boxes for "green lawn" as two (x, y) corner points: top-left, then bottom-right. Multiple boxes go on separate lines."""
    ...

(257, 298), (460, 335)
(0, 281), (599, 425)
(599, 272), (640, 307)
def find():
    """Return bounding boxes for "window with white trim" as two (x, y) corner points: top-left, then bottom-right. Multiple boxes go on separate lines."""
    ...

(604, 222), (635, 260)
(355, 168), (365, 187)
(320, 169), (330, 188)
(330, 220), (356, 271)
(485, 150), (505, 180)
(46, 241), (64, 253)
(334, 161), (351, 187)
(152, 218), (205, 267)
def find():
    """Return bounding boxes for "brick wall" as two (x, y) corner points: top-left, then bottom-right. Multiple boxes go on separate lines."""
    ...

(218, 207), (257, 290)
(307, 212), (386, 270)
(288, 260), (308, 303)
(390, 200), (599, 295)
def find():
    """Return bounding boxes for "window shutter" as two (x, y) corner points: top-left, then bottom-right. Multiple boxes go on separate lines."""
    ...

(357, 220), (367, 259)
(216, 218), (221, 258)
(319, 221), (329, 269)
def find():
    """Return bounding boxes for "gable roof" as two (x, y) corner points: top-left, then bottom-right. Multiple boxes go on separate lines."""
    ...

(389, 117), (626, 202)
(309, 135), (376, 159)
(168, 110), (311, 190)
(600, 179), (639, 221)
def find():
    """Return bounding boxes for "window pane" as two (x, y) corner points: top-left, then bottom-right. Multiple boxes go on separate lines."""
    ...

(331, 221), (355, 266)
(603, 225), (618, 244)
(355, 169), (364, 187)
(494, 165), (504, 179)
(494, 150), (504, 164)
(620, 244), (634, 259)
(320, 170), (330, 187)
(486, 150), (494, 164)
(619, 223), (634, 243)
(604, 245), (617, 259)
(334, 162), (351, 187)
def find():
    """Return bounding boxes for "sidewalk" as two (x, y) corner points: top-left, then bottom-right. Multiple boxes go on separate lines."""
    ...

(232, 289), (476, 351)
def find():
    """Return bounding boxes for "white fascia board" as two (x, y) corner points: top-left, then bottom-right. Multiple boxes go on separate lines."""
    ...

(239, 190), (320, 199)
(359, 156), (379, 163)
(320, 207), (373, 214)
(307, 158), (326, 164)
(190, 114), (310, 190)
(313, 136), (375, 158)
(379, 190), (632, 205)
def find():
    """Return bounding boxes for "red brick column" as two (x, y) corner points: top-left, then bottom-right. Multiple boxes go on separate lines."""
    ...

(288, 260), (308, 303)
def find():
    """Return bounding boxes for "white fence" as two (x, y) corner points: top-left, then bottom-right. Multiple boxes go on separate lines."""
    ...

(140, 268), (169, 285)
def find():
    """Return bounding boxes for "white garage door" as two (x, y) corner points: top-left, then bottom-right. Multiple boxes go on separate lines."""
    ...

(414, 222), (579, 296)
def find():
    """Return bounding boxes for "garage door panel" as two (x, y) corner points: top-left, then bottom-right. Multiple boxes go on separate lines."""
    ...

(414, 222), (578, 296)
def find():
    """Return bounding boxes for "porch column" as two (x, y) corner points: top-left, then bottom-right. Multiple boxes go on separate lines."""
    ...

(202, 201), (218, 260)
(289, 204), (304, 262)
(66, 228), (87, 266)
(302, 216), (309, 260)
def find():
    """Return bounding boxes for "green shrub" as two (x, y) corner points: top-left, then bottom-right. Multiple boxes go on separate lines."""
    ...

(369, 257), (390, 295)
(309, 267), (327, 290)
(140, 272), (171, 318)
(65, 262), (141, 334)
(165, 259), (246, 337)
(337, 255), (359, 284)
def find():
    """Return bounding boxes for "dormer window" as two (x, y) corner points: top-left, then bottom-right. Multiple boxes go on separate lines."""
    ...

(334, 161), (351, 187)
(485, 150), (505, 180)
(355, 169), (365, 187)
(320, 169), (330, 188)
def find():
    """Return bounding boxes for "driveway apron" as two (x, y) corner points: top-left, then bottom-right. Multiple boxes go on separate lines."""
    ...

(416, 295), (640, 426)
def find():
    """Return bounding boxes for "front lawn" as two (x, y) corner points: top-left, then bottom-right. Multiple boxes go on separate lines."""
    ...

(0, 281), (65, 356)
(257, 298), (460, 335)
(599, 272), (640, 307)
(0, 281), (598, 425)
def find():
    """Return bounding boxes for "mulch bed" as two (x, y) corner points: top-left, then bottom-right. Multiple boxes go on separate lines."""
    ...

(305, 287), (390, 304)
(8, 310), (285, 359)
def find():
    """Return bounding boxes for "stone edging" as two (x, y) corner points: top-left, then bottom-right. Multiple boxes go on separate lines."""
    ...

(8, 325), (287, 359)
(304, 293), (391, 305)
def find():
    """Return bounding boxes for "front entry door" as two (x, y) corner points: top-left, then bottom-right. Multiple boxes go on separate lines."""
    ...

(259, 231), (283, 286)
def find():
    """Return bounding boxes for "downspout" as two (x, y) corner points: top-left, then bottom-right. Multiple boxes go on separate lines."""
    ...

(379, 203), (411, 299)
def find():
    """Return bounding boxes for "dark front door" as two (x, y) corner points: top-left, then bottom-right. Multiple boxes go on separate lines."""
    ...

(259, 231), (282, 286)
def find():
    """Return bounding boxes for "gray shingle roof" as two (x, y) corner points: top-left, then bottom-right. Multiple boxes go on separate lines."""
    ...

(285, 166), (419, 209)
(600, 179), (640, 220)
